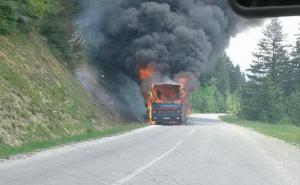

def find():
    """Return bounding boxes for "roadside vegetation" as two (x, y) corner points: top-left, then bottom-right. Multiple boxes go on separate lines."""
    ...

(220, 115), (300, 146)
(193, 19), (300, 126)
(0, 0), (80, 67)
(192, 55), (243, 114)
(192, 18), (300, 142)
(0, 0), (144, 158)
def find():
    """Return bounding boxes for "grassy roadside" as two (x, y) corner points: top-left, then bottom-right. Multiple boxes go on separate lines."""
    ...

(192, 109), (202, 114)
(220, 115), (300, 146)
(0, 123), (146, 159)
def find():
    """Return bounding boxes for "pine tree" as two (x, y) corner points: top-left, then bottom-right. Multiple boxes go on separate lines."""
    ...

(286, 91), (300, 126)
(241, 19), (288, 122)
(290, 26), (300, 90)
(259, 77), (284, 122)
(248, 18), (289, 86)
(239, 81), (263, 120)
(214, 56), (230, 95)
(284, 26), (300, 125)
(240, 77), (284, 122)
(229, 64), (244, 92)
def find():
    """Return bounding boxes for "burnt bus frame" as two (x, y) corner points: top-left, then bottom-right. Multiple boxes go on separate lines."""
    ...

(151, 104), (188, 125)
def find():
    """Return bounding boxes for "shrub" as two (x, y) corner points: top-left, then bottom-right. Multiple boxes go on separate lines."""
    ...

(239, 78), (286, 123)
(286, 90), (300, 126)
(192, 86), (227, 113)
(26, 0), (60, 19)
(0, 1), (17, 34)
(226, 93), (240, 115)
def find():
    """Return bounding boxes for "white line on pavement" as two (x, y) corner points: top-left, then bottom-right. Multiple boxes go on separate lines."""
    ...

(111, 140), (183, 185)
(0, 126), (156, 166)
(188, 128), (195, 136)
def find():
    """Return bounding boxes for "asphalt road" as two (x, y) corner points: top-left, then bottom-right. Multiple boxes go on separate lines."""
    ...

(1, 114), (300, 185)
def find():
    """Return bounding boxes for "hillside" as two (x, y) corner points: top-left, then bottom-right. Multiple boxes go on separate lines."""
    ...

(0, 32), (120, 147)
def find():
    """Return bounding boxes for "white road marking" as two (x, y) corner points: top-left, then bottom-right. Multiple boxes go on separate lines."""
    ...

(111, 140), (183, 185)
(0, 126), (156, 166)
(188, 128), (195, 136)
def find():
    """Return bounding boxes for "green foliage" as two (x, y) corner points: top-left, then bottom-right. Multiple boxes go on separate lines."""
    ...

(226, 93), (240, 115)
(240, 18), (300, 126)
(290, 30), (300, 92)
(0, 0), (17, 34)
(26, 0), (61, 19)
(285, 91), (300, 126)
(192, 55), (243, 113)
(214, 57), (230, 95)
(40, 1), (76, 66)
(0, 32), (120, 147)
(228, 64), (244, 93)
(240, 78), (285, 122)
(192, 86), (225, 113)
(248, 18), (289, 89)
(1, 0), (79, 66)
(26, 0), (45, 18)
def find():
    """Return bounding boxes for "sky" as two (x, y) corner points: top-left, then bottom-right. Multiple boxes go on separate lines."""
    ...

(226, 16), (300, 72)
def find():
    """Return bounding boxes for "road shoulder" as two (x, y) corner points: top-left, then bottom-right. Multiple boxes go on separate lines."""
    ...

(221, 116), (300, 184)
(0, 125), (152, 164)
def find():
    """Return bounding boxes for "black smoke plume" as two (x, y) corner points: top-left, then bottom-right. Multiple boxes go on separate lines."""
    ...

(75, 0), (257, 120)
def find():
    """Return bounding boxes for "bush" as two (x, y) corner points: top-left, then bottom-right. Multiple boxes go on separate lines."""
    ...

(192, 86), (227, 113)
(239, 78), (286, 123)
(26, 0), (60, 19)
(0, 1), (17, 34)
(286, 90), (300, 126)
(226, 93), (240, 115)
(39, 0), (79, 67)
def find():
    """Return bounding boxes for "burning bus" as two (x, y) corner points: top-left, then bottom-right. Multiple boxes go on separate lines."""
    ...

(145, 84), (188, 125)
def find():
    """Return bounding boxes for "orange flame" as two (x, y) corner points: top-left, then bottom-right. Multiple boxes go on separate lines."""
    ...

(144, 84), (183, 124)
(177, 75), (193, 115)
(139, 65), (194, 123)
(151, 84), (182, 103)
(177, 76), (190, 99)
(138, 64), (156, 81)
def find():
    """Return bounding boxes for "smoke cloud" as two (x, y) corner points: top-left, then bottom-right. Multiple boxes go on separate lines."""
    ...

(75, 0), (257, 120)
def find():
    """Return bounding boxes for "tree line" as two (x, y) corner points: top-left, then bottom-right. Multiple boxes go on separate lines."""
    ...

(192, 18), (300, 126)
(0, 0), (81, 67)
(241, 18), (300, 125)
(192, 55), (244, 114)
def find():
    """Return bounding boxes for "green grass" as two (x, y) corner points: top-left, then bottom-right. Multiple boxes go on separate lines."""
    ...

(192, 109), (202, 114)
(220, 115), (300, 146)
(0, 123), (146, 159)
(0, 33), (123, 147)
